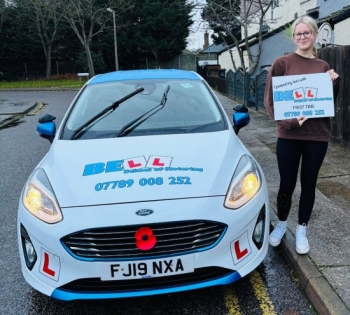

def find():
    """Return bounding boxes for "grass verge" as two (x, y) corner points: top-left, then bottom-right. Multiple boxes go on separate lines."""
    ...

(0, 76), (88, 89)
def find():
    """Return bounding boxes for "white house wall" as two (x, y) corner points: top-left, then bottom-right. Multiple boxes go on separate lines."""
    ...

(245, 23), (260, 38)
(334, 17), (350, 45)
(298, 0), (318, 17)
(218, 47), (249, 72)
(240, 0), (261, 38)
(265, 0), (300, 31)
(220, 0), (350, 76)
(242, 0), (318, 39)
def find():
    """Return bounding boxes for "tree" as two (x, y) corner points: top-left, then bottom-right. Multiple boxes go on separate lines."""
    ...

(58, 0), (132, 77)
(76, 50), (107, 73)
(0, 0), (6, 33)
(0, 6), (45, 80)
(201, 0), (241, 46)
(205, 0), (281, 74)
(118, 0), (194, 69)
(11, 0), (65, 79)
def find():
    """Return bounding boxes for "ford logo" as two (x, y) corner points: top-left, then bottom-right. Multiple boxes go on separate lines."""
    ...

(135, 209), (154, 216)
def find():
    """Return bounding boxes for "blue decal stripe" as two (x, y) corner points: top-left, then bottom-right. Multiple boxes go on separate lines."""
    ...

(51, 271), (241, 301)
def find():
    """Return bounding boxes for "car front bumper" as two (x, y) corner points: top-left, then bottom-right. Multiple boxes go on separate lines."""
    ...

(18, 192), (269, 301)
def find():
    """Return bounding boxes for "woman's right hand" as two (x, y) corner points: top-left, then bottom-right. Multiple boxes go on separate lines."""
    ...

(298, 115), (308, 126)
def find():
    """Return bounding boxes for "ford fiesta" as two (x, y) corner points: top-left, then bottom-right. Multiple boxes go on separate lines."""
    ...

(18, 69), (269, 301)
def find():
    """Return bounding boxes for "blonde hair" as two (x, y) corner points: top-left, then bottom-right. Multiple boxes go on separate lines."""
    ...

(291, 15), (319, 57)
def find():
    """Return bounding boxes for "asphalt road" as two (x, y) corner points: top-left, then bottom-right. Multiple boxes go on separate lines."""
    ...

(0, 90), (315, 314)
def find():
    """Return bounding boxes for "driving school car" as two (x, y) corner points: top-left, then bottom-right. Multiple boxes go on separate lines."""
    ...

(18, 69), (269, 301)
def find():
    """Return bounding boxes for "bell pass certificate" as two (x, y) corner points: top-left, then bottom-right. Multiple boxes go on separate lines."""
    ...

(272, 73), (334, 120)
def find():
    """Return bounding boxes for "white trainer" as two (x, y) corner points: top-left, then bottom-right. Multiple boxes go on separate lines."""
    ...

(296, 224), (310, 254)
(269, 220), (287, 247)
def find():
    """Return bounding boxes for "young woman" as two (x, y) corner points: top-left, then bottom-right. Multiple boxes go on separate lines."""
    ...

(264, 15), (340, 254)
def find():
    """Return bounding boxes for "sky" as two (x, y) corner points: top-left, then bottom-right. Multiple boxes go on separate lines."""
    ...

(186, 2), (213, 51)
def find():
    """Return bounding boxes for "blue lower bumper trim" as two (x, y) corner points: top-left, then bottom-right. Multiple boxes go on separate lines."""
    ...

(51, 271), (242, 301)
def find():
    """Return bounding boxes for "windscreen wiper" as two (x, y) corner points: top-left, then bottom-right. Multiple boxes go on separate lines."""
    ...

(115, 85), (170, 138)
(70, 87), (144, 140)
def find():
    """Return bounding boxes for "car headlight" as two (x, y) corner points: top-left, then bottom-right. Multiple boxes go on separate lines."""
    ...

(22, 168), (63, 223)
(225, 155), (262, 209)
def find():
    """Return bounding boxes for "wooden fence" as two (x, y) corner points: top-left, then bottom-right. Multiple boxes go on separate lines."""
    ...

(206, 76), (227, 95)
(319, 45), (350, 149)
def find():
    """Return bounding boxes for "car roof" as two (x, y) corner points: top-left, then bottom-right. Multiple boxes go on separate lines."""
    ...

(88, 69), (201, 85)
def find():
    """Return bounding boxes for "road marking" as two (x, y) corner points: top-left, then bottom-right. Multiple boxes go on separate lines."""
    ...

(223, 286), (242, 315)
(27, 102), (45, 116)
(249, 270), (277, 315)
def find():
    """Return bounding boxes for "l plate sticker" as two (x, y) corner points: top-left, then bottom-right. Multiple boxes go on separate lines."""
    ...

(39, 248), (60, 281)
(230, 231), (252, 265)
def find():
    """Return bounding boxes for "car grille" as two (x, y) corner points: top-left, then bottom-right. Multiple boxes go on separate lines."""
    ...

(61, 220), (227, 259)
(59, 267), (233, 292)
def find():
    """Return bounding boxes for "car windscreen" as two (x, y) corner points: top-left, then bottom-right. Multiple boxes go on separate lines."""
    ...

(60, 78), (227, 140)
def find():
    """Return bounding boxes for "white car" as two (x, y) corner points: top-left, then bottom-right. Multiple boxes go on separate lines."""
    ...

(18, 69), (269, 301)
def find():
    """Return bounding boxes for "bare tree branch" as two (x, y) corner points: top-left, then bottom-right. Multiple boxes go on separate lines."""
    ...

(59, 0), (133, 77)
(10, 0), (65, 79)
(205, 0), (283, 74)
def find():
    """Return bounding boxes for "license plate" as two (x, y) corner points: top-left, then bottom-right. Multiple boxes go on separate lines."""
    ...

(99, 255), (194, 280)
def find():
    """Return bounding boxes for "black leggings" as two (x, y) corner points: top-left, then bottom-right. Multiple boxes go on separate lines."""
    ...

(276, 138), (328, 225)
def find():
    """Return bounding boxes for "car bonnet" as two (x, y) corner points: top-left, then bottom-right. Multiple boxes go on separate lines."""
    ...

(40, 131), (247, 208)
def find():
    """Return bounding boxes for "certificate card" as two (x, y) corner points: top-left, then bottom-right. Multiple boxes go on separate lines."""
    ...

(272, 73), (334, 120)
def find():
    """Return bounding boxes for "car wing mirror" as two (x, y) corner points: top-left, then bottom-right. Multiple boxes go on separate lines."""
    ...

(39, 113), (56, 123)
(232, 104), (250, 135)
(37, 113), (56, 143)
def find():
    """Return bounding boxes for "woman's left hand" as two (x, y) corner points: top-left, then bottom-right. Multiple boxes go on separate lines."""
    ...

(327, 69), (339, 81)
